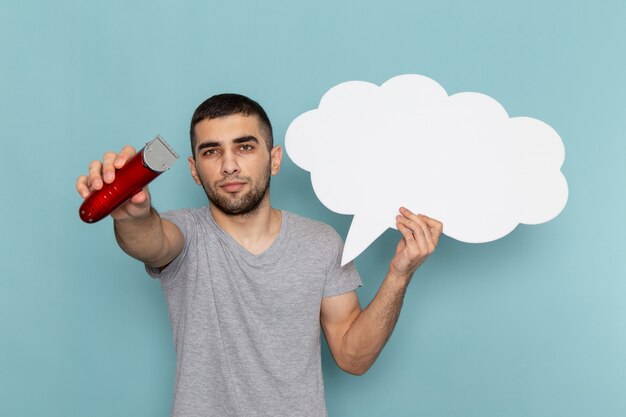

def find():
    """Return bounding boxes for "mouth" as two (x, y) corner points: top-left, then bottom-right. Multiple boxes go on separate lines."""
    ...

(220, 181), (247, 193)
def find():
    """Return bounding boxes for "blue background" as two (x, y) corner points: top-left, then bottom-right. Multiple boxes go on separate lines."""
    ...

(1, 0), (625, 416)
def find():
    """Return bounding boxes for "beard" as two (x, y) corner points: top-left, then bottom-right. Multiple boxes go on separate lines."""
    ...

(201, 163), (271, 216)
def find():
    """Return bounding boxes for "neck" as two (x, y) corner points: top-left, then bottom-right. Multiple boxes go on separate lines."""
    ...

(209, 195), (282, 255)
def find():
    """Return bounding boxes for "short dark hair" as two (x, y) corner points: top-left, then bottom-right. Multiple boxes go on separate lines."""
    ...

(189, 93), (273, 156)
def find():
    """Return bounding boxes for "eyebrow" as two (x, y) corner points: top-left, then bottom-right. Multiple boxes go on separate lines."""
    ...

(233, 136), (259, 145)
(197, 136), (259, 152)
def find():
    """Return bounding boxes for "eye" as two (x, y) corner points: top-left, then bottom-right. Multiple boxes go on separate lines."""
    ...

(239, 144), (254, 152)
(202, 148), (220, 157)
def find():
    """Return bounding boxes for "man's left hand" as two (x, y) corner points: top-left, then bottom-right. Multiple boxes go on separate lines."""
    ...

(390, 207), (443, 280)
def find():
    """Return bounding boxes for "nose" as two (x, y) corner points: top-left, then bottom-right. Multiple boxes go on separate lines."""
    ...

(221, 150), (240, 176)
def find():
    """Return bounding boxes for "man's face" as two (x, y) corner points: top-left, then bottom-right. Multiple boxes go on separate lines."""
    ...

(189, 114), (282, 216)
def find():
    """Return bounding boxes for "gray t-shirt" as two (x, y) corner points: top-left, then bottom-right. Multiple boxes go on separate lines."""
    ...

(147, 207), (362, 417)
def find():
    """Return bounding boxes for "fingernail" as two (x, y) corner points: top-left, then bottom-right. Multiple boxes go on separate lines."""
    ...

(104, 172), (113, 182)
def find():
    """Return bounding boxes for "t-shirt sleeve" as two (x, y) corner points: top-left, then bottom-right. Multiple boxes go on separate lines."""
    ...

(322, 230), (362, 298)
(145, 208), (194, 284)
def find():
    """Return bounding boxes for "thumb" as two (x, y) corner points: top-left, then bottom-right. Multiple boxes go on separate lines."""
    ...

(129, 186), (150, 205)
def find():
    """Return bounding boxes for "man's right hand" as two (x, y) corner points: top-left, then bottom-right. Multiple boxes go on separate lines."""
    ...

(76, 145), (152, 222)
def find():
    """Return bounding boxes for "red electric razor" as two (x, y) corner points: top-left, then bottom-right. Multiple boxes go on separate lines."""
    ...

(79, 135), (179, 223)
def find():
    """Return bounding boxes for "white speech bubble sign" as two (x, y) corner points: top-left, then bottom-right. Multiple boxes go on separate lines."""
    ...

(285, 74), (568, 265)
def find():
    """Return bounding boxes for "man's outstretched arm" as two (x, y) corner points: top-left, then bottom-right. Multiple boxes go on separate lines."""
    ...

(321, 207), (443, 375)
(76, 145), (184, 268)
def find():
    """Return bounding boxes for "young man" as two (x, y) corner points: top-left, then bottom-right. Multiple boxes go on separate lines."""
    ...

(76, 94), (443, 417)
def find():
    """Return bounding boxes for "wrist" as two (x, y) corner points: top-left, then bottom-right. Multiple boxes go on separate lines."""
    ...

(114, 206), (156, 225)
(387, 266), (414, 288)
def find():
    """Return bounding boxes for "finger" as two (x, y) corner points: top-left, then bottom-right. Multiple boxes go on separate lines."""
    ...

(419, 215), (444, 245)
(114, 145), (137, 169)
(128, 192), (147, 206)
(129, 187), (150, 205)
(102, 151), (117, 184)
(397, 214), (428, 253)
(399, 208), (439, 250)
(111, 187), (152, 220)
(399, 206), (416, 219)
(419, 219), (436, 253)
(399, 207), (428, 231)
(88, 160), (103, 190)
(419, 214), (443, 231)
(396, 220), (416, 248)
(76, 175), (90, 198)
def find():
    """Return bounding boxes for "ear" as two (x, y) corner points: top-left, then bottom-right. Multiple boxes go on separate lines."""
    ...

(188, 156), (202, 185)
(270, 145), (283, 176)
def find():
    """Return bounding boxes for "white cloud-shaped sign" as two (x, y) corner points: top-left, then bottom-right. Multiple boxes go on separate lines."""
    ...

(285, 74), (568, 265)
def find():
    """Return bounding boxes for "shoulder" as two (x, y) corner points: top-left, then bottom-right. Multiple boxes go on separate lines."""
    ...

(283, 211), (338, 234)
(158, 207), (209, 238)
(283, 211), (344, 249)
(159, 207), (207, 224)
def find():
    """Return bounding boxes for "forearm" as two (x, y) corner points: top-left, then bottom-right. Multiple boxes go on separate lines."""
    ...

(340, 270), (412, 374)
(113, 207), (170, 266)
(326, 209), (442, 376)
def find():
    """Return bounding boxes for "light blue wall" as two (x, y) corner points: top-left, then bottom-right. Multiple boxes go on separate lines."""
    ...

(1, 0), (625, 416)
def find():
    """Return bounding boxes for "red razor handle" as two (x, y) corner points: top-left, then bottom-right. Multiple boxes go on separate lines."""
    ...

(79, 136), (179, 223)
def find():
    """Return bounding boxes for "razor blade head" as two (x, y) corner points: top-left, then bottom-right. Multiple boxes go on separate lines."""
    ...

(143, 135), (179, 172)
